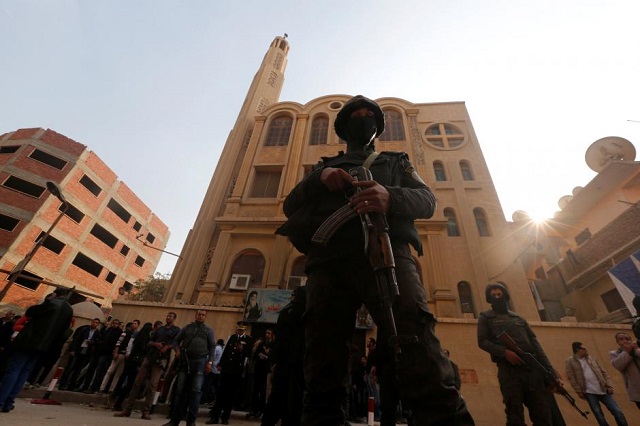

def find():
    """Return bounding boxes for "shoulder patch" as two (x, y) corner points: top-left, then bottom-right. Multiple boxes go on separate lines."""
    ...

(405, 166), (426, 185)
(379, 150), (407, 157)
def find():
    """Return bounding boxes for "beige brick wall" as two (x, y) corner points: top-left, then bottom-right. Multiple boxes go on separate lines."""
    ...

(437, 319), (636, 424)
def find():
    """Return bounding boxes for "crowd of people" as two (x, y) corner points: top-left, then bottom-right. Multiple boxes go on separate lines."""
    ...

(0, 289), (309, 426)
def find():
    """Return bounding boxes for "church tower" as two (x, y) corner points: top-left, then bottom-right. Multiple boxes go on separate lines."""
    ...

(163, 36), (289, 303)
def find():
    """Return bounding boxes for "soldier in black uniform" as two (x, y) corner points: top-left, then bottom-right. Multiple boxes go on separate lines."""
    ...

(207, 322), (253, 425)
(277, 95), (475, 426)
(477, 283), (554, 426)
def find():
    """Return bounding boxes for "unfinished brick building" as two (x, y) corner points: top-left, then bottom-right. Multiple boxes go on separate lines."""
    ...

(0, 128), (169, 309)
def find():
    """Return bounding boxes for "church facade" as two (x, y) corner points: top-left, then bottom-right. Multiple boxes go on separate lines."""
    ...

(162, 35), (539, 323)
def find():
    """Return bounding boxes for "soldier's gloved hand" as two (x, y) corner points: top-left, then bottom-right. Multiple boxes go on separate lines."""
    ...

(320, 167), (354, 192)
(350, 180), (390, 213)
(504, 349), (524, 365)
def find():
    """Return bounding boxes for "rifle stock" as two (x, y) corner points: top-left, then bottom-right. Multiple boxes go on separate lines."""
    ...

(497, 331), (590, 420)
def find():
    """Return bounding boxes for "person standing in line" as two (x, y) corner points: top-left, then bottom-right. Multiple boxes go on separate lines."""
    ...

(610, 332), (640, 409)
(163, 309), (215, 426)
(0, 310), (17, 379)
(83, 318), (122, 393)
(565, 341), (627, 426)
(207, 322), (254, 425)
(246, 328), (275, 419)
(0, 288), (72, 413)
(208, 338), (225, 404)
(99, 319), (139, 394)
(59, 317), (100, 391)
(114, 312), (180, 420)
(110, 321), (154, 411)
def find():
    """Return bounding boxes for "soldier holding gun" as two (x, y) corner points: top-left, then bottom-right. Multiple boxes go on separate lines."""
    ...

(277, 95), (474, 426)
(477, 283), (583, 425)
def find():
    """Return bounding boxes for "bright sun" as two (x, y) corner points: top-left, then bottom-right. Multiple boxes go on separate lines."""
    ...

(526, 208), (554, 224)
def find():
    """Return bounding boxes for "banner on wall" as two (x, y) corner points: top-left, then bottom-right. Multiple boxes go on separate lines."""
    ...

(242, 288), (374, 329)
(243, 289), (292, 324)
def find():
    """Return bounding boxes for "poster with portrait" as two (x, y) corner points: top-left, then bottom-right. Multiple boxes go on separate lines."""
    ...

(243, 289), (293, 324)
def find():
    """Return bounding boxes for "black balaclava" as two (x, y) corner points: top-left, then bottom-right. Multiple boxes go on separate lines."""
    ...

(485, 283), (510, 314)
(491, 296), (509, 314)
(346, 115), (377, 147)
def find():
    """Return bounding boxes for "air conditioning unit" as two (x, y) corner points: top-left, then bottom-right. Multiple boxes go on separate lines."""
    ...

(288, 276), (307, 288)
(229, 274), (251, 290)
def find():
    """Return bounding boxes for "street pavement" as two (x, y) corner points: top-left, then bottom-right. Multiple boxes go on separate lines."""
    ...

(7, 387), (263, 426)
(4, 396), (260, 426)
(8, 388), (377, 425)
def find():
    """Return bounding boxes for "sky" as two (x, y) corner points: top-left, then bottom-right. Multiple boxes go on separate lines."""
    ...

(2, 1), (639, 275)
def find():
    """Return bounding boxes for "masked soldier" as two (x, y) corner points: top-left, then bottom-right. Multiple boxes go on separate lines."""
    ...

(478, 283), (554, 426)
(277, 95), (474, 426)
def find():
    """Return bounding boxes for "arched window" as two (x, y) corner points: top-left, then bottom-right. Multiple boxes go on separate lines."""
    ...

(264, 115), (292, 146)
(433, 161), (447, 181)
(474, 208), (491, 237)
(310, 116), (328, 145)
(379, 109), (405, 141)
(228, 249), (265, 289)
(460, 160), (474, 181)
(444, 208), (460, 236)
(287, 256), (308, 289)
(457, 281), (475, 315)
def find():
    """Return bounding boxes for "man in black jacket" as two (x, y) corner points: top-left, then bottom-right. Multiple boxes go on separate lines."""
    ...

(58, 317), (100, 391)
(0, 288), (72, 413)
(276, 95), (474, 426)
(82, 318), (122, 393)
(207, 321), (253, 425)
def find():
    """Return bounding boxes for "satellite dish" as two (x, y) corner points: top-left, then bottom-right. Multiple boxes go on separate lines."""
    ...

(512, 210), (531, 222)
(585, 137), (636, 172)
(572, 186), (583, 196)
(558, 195), (573, 209)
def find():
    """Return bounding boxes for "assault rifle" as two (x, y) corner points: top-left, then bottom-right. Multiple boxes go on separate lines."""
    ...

(312, 166), (408, 360)
(497, 331), (590, 420)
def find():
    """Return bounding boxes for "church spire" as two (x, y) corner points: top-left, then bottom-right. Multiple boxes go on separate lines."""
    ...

(163, 36), (290, 303)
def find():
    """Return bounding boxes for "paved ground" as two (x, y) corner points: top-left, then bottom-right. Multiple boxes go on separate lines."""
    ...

(7, 388), (377, 425)
(6, 388), (269, 425)
(3, 397), (260, 426)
